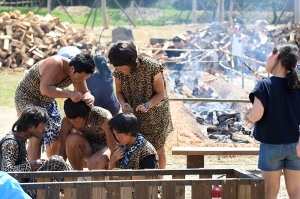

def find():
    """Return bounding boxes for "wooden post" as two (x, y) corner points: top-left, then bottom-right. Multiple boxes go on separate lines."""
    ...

(294, 0), (300, 24)
(192, 0), (197, 23)
(101, 0), (108, 28)
(130, 0), (135, 26)
(47, 0), (52, 14)
(216, 0), (220, 21)
(229, 0), (233, 26)
(220, 0), (224, 22)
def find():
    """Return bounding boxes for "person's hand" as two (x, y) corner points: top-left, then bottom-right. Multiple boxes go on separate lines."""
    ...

(111, 148), (124, 164)
(122, 103), (133, 113)
(136, 103), (149, 113)
(83, 92), (95, 108)
(29, 159), (45, 171)
(69, 91), (84, 103)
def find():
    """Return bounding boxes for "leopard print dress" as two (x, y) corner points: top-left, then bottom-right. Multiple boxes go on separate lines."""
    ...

(78, 107), (110, 152)
(116, 139), (158, 169)
(112, 56), (174, 150)
(14, 62), (73, 152)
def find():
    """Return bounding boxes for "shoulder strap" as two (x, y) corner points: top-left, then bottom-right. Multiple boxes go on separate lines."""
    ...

(0, 134), (26, 167)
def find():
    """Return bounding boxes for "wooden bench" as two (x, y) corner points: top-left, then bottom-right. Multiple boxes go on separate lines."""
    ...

(172, 147), (259, 168)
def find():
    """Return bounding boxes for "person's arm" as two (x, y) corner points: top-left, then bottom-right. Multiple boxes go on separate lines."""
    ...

(73, 81), (95, 107)
(136, 72), (165, 113)
(247, 96), (264, 122)
(1, 140), (34, 172)
(101, 114), (116, 154)
(39, 57), (84, 102)
(161, 52), (170, 61)
(115, 77), (133, 113)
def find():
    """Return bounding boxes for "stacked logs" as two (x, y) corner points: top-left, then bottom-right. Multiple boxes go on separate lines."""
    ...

(0, 10), (96, 72)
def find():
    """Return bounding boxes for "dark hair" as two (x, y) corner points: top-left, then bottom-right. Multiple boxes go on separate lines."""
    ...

(69, 53), (95, 74)
(12, 107), (49, 132)
(172, 36), (181, 42)
(108, 41), (138, 71)
(273, 43), (300, 91)
(63, 98), (91, 119)
(93, 54), (111, 81)
(108, 113), (140, 137)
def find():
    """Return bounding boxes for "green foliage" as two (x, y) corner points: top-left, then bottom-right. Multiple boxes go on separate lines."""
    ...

(0, 73), (23, 108)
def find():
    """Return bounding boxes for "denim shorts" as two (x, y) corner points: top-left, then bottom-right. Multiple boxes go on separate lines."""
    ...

(258, 142), (300, 171)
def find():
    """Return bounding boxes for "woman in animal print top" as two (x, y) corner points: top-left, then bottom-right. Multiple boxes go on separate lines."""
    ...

(109, 42), (173, 175)
(109, 113), (158, 180)
(14, 53), (95, 161)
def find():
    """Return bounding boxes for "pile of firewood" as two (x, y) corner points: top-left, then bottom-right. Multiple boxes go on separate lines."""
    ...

(0, 10), (97, 72)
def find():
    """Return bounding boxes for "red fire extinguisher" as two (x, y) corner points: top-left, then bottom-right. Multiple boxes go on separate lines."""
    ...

(212, 185), (222, 199)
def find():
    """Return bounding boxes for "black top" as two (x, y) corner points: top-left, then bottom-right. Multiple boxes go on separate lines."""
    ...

(249, 76), (300, 144)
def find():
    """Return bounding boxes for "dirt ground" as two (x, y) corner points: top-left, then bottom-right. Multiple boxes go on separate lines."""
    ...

(0, 24), (288, 198)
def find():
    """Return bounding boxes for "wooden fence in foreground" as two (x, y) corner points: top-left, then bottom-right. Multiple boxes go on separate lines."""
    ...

(8, 168), (264, 199)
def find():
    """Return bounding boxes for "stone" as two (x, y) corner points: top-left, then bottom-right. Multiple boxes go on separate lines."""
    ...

(112, 26), (134, 43)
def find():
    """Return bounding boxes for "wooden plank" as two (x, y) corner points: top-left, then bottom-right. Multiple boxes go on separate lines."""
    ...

(36, 177), (47, 199)
(120, 176), (132, 199)
(64, 177), (76, 199)
(191, 180), (207, 199)
(187, 155), (204, 168)
(91, 176), (105, 198)
(172, 147), (259, 155)
(250, 179), (264, 199)
(222, 179), (236, 199)
(134, 181), (149, 199)
(76, 182), (91, 199)
(45, 183), (60, 199)
(106, 181), (121, 199)
(237, 185), (251, 199)
(199, 174), (212, 198)
(172, 174), (185, 199)
(5, 25), (13, 35)
(162, 181), (176, 199)
(3, 39), (10, 51)
(146, 175), (158, 199)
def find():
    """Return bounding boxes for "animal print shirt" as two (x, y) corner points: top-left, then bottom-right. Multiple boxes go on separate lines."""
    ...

(116, 138), (158, 169)
(14, 62), (73, 112)
(79, 107), (110, 152)
(0, 134), (31, 172)
(112, 56), (174, 149)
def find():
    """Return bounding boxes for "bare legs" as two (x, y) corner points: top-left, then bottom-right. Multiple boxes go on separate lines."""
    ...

(261, 169), (300, 199)
(27, 137), (42, 161)
(27, 137), (59, 161)
(156, 146), (166, 179)
(58, 117), (73, 160)
(66, 133), (110, 170)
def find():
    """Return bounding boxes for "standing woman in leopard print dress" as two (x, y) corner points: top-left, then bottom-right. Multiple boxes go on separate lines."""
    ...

(14, 53), (95, 161)
(108, 42), (174, 175)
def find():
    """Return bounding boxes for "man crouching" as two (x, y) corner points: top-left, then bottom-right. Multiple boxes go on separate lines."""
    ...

(62, 98), (116, 170)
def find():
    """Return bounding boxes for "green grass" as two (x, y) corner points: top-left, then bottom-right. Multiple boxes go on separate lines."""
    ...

(0, 73), (23, 108)
(0, 6), (294, 26)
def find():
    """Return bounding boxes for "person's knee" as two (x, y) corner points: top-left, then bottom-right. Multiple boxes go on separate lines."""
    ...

(156, 146), (165, 156)
(66, 134), (83, 150)
(87, 154), (109, 170)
